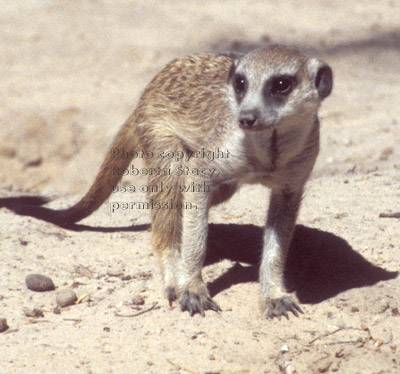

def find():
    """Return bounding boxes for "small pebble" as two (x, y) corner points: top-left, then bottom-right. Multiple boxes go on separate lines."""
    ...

(378, 302), (390, 314)
(131, 295), (145, 306)
(24, 156), (43, 167)
(331, 361), (340, 372)
(0, 318), (9, 332)
(25, 274), (55, 292)
(285, 364), (295, 374)
(318, 359), (333, 373)
(24, 308), (44, 318)
(56, 289), (78, 307)
(281, 344), (289, 352)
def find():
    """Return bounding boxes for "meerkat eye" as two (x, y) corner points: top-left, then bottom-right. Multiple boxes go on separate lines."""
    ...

(270, 76), (295, 96)
(233, 74), (247, 96)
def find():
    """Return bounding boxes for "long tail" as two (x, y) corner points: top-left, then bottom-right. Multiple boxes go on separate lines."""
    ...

(13, 119), (138, 225)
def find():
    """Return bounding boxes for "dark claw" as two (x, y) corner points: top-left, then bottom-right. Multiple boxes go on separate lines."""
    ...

(289, 303), (303, 317)
(265, 296), (303, 320)
(188, 303), (194, 317)
(206, 297), (222, 313)
(290, 306), (299, 317)
(179, 291), (221, 317)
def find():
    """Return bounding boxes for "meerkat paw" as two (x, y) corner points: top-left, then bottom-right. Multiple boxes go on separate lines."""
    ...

(179, 290), (221, 317)
(264, 296), (303, 320)
(164, 284), (221, 317)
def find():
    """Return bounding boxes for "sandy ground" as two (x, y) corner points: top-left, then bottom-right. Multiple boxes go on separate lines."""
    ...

(1, 1), (400, 373)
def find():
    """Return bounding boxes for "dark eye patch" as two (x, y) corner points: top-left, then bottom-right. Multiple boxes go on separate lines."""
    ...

(268, 75), (297, 97)
(233, 73), (247, 100)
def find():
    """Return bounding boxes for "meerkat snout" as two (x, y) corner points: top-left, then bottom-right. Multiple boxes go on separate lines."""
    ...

(238, 108), (260, 129)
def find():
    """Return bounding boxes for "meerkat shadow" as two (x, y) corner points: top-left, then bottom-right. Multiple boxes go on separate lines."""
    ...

(0, 196), (150, 233)
(0, 195), (50, 208)
(2, 196), (397, 304)
(205, 223), (398, 304)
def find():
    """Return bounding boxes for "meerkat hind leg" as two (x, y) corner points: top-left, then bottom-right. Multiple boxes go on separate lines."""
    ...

(260, 190), (304, 320)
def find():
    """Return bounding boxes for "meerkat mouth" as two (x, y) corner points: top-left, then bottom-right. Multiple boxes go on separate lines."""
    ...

(239, 119), (277, 131)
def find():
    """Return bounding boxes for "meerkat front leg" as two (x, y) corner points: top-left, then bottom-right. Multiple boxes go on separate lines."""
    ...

(177, 187), (221, 317)
(260, 189), (304, 319)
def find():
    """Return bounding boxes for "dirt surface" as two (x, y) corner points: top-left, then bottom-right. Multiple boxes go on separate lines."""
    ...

(1, 1), (400, 373)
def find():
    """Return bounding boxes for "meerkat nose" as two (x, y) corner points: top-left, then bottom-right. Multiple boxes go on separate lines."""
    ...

(239, 109), (259, 129)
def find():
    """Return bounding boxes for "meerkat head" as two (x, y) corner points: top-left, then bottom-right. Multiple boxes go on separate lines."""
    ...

(227, 45), (333, 131)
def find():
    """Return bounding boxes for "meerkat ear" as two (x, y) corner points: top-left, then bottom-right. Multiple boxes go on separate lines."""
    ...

(307, 59), (333, 100)
(218, 51), (244, 60)
(219, 51), (244, 82)
(228, 60), (237, 82)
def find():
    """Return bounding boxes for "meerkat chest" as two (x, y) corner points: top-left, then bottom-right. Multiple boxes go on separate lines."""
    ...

(229, 122), (318, 188)
(249, 124), (312, 164)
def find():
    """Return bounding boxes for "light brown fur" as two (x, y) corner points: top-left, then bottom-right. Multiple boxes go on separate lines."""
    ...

(17, 45), (333, 318)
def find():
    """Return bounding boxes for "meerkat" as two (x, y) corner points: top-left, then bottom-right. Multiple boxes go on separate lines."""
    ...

(15, 44), (333, 319)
